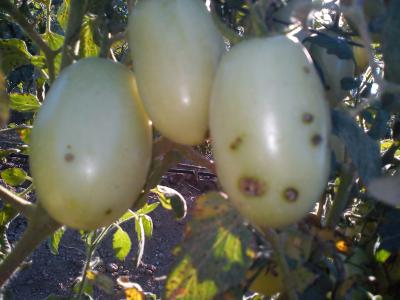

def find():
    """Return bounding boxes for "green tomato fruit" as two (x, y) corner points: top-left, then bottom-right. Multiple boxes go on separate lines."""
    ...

(210, 36), (330, 229)
(30, 58), (152, 230)
(128, 0), (224, 145)
(307, 30), (355, 106)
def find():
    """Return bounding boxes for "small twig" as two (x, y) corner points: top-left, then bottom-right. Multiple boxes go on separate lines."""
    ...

(0, 185), (35, 219)
(325, 165), (355, 229)
(2, 1), (57, 82)
(263, 229), (299, 300)
(60, 0), (88, 70)
(175, 144), (216, 174)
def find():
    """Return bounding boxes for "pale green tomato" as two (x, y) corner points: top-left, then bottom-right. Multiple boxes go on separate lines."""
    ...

(210, 36), (330, 229)
(29, 58), (152, 230)
(128, 0), (224, 145)
(307, 30), (355, 106)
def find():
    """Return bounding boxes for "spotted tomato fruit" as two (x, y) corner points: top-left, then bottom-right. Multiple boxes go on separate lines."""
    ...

(210, 36), (330, 229)
(29, 58), (152, 230)
(128, 0), (224, 145)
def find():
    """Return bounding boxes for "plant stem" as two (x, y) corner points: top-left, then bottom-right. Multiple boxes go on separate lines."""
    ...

(325, 165), (355, 229)
(0, 185), (35, 219)
(75, 231), (98, 300)
(2, 1), (56, 82)
(0, 204), (60, 287)
(46, 0), (52, 34)
(60, 0), (87, 70)
(263, 229), (299, 300)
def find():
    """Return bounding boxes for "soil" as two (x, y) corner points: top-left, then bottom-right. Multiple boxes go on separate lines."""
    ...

(0, 130), (218, 300)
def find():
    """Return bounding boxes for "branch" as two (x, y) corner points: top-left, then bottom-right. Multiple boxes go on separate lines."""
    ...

(0, 185), (35, 219)
(2, 1), (57, 82)
(263, 229), (299, 300)
(60, 0), (88, 70)
(0, 204), (60, 287)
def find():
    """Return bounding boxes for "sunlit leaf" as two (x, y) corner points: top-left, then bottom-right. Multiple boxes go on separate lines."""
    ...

(164, 192), (254, 299)
(57, 0), (70, 31)
(112, 227), (131, 261)
(79, 16), (100, 58)
(1, 167), (27, 186)
(0, 39), (32, 74)
(9, 93), (41, 112)
(48, 226), (65, 255)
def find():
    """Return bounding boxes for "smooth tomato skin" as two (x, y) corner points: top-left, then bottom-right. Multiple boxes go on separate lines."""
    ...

(128, 0), (224, 145)
(30, 58), (152, 230)
(210, 36), (330, 229)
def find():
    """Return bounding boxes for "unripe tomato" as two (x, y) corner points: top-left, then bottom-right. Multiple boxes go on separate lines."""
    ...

(127, 0), (224, 145)
(29, 58), (152, 230)
(210, 36), (330, 229)
(307, 30), (355, 105)
(249, 267), (283, 296)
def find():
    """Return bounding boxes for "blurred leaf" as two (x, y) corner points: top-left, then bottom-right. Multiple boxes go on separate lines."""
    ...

(382, 0), (400, 83)
(164, 192), (254, 299)
(141, 215), (153, 239)
(0, 69), (9, 128)
(0, 203), (16, 226)
(112, 227), (131, 261)
(79, 16), (100, 58)
(9, 93), (41, 112)
(17, 127), (32, 144)
(1, 167), (27, 186)
(377, 209), (400, 252)
(368, 175), (400, 206)
(57, 0), (70, 31)
(42, 31), (64, 75)
(375, 249), (391, 263)
(118, 209), (136, 224)
(48, 226), (65, 255)
(125, 287), (145, 300)
(0, 39), (32, 74)
(331, 109), (381, 183)
(305, 33), (353, 60)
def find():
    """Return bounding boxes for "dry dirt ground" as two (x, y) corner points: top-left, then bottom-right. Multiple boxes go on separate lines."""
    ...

(0, 130), (217, 299)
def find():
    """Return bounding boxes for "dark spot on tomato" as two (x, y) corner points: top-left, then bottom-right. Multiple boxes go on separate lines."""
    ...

(311, 134), (323, 146)
(105, 208), (112, 215)
(67, 145), (71, 149)
(204, 129), (210, 139)
(283, 187), (298, 202)
(238, 177), (266, 197)
(303, 66), (310, 74)
(64, 153), (74, 162)
(230, 136), (243, 150)
(302, 113), (314, 124)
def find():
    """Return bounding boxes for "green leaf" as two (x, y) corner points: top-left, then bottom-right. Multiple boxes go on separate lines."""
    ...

(9, 93), (41, 112)
(141, 215), (153, 239)
(0, 203), (16, 226)
(79, 16), (100, 58)
(1, 168), (27, 186)
(0, 69), (9, 128)
(135, 202), (159, 215)
(118, 209), (136, 224)
(375, 249), (391, 263)
(112, 227), (131, 261)
(48, 226), (66, 255)
(164, 192), (254, 299)
(57, 0), (70, 31)
(41, 31), (64, 75)
(153, 185), (186, 218)
(0, 39), (32, 74)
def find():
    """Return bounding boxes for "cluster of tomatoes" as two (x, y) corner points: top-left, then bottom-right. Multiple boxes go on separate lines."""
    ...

(30, 0), (351, 234)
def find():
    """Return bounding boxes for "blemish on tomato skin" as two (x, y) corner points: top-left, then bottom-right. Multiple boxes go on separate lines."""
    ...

(105, 208), (112, 215)
(302, 113), (314, 124)
(64, 153), (74, 162)
(283, 187), (298, 202)
(238, 177), (266, 197)
(311, 134), (323, 146)
(303, 66), (311, 74)
(67, 145), (72, 149)
(230, 136), (243, 150)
